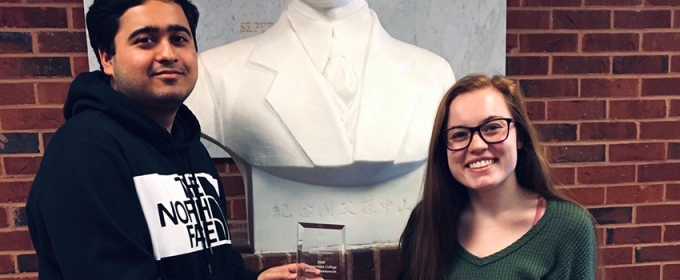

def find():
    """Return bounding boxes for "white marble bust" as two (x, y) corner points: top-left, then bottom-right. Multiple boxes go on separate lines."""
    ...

(186, 0), (455, 187)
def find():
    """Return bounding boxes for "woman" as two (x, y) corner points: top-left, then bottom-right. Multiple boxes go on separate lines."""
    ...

(398, 75), (597, 280)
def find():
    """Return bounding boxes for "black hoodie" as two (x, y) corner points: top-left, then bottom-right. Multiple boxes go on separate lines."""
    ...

(27, 71), (259, 280)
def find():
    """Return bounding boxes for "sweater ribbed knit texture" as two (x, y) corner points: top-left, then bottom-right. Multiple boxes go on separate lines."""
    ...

(449, 199), (597, 280)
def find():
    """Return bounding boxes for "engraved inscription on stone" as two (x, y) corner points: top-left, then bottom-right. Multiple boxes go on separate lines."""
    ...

(270, 198), (414, 219)
(239, 21), (274, 33)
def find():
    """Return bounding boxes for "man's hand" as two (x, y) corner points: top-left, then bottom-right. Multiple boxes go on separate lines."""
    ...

(257, 263), (322, 280)
(0, 133), (7, 150)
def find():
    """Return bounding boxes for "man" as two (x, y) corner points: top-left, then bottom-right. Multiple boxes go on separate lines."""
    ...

(26, 0), (319, 279)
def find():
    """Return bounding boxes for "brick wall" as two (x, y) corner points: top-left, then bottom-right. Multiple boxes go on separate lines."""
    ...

(2, 0), (680, 279)
(507, 0), (680, 279)
(0, 0), (87, 278)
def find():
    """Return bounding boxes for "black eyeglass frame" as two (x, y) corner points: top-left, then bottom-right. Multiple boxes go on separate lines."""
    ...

(441, 118), (514, 151)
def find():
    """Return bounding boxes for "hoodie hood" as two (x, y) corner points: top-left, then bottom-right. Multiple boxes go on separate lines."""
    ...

(64, 71), (201, 153)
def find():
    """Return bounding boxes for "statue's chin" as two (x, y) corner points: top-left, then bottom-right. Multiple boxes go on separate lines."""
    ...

(300, 0), (354, 9)
(253, 160), (426, 187)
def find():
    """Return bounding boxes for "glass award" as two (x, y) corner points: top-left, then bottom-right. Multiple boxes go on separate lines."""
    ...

(297, 222), (346, 280)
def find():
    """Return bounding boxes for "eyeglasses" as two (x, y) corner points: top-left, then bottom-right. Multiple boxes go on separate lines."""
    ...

(441, 118), (513, 151)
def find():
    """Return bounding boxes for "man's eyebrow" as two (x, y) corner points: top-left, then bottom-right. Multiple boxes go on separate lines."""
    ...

(128, 26), (160, 41)
(127, 25), (191, 41)
(167, 24), (192, 36)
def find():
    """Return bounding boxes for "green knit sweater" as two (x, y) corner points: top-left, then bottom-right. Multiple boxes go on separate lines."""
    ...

(448, 199), (597, 280)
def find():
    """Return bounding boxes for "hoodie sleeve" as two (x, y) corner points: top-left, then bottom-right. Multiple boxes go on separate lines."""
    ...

(27, 133), (159, 280)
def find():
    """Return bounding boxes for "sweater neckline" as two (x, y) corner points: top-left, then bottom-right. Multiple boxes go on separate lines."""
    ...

(454, 199), (555, 266)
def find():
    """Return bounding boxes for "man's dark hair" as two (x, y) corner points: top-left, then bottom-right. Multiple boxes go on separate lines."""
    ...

(86, 0), (200, 71)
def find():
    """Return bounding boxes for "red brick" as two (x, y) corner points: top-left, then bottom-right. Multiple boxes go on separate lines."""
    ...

(561, 187), (604, 205)
(580, 122), (637, 141)
(670, 99), (680, 116)
(0, 32), (32, 54)
(508, 0), (520, 6)
(507, 34), (518, 54)
(601, 247), (634, 266)
(547, 145), (605, 163)
(610, 143), (665, 162)
(228, 160), (240, 174)
(73, 56), (90, 75)
(647, 0), (680, 5)
(615, 10), (672, 29)
(38, 32), (87, 53)
(0, 207), (6, 228)
(221, 175), (245, 196)
(606, 226), (662, 245)
(506, 56), (549, 76)
(4, 157), (41, 176)
(613, 55), (668, 74)
(242, 254), (262, 271)
(639, 163), (680, 182)
(0, 83), (36, 105)
(553, 56), (610, 74)
(507, 11), (550, 29)
(605, 265), (659, 280)
(231, 198), (247, 220)
(0, 254), (13, 274)
(0, 181), (32, 203)
(212, 158), (228, 173)
(525, 101), (545, 120)
(585, 0), (641, 5)
(636, 245), (680, 262)
(519, 79), (578, 98)
(611, 100), (666, 120)
(643, 32), (680, 51)
(350, 248), (375, 280)
(607, 184), (664, 204)
(665, 264), (680, 280)
(673, 56), (680, 73)
(37, 82), (69, 105)
(637, 204), (680, 223)
(524, 0), (581, 6)
(379, 248), (399, 280)
(519, 33), (577, 53)
(551, 167), (575, 185)
(669, 184), (680, 200)
(583, 33), (639, 52)
(581, 79), (639, 98)
(641, 121), (680, 139)
(578, 165), (636, 184)
(554, 10), (611, 29)
(589, 206), (633, 225)
(0, 108), (64, 130)
(0, 7), (67, 28)
(535, 124), (577, 142)
(547, 101), (605, 120)
(72, 7), (85, 29)
(262, 253), (291, 268)
(642, 78), (680, 96)
(0, 57), (71, 79)
(666, 225), (680, 242)
(0, 231), (34, 251)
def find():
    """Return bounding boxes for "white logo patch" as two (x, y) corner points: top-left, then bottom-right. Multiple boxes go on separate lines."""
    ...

(134, 173), (231, 260)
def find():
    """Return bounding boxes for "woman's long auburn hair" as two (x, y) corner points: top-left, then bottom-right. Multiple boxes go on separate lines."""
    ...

(398, 74), (581, 280)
